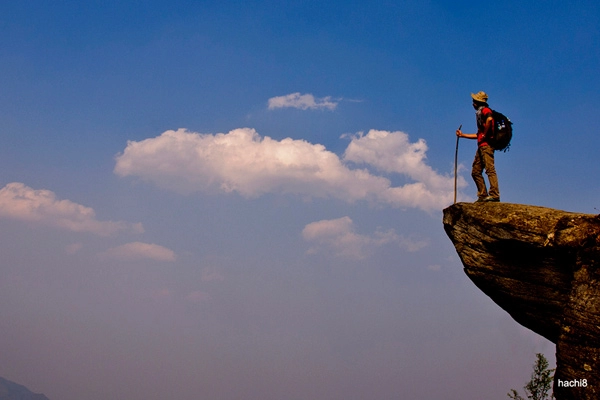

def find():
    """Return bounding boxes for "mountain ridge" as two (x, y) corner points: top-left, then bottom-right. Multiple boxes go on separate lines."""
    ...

(0, 377), (50, 400)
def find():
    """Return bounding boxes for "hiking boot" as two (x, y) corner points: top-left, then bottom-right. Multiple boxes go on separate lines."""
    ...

(484, 196), (500, 202)
(475, 197), (488, 203)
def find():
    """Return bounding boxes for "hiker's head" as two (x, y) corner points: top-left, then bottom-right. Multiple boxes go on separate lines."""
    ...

(471, 91), (488, 108)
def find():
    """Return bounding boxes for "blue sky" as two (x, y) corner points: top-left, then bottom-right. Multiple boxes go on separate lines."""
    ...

(1, 1), (598, 399)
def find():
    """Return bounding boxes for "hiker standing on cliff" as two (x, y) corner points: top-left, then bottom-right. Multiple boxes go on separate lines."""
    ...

(456, 91), (500, 202)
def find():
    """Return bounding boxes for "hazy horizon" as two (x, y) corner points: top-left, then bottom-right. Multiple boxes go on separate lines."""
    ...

(2, 1), (598, 399)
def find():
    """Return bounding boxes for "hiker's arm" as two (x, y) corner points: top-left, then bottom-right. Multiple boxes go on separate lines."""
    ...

(456, 129), (477, 139)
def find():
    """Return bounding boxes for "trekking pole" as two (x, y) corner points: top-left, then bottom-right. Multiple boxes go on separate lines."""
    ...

(454, 125), (462, 204)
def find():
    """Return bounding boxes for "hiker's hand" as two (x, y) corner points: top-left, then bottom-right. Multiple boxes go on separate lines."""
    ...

(456, 129), (462, 137)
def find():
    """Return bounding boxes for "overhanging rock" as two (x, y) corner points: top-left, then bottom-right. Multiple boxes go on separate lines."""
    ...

(443, 202), (600, 400)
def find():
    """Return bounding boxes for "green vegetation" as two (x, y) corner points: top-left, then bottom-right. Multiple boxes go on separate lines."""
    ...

(508, 353), (555, 400)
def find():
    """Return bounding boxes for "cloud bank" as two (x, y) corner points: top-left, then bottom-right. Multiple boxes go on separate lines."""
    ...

(101, 242), (176, 262)
(302, 216), (428, 259)
(114, 128), (463, 211)
(0, 182), (143, 236)
(268, 92), (338, 110)
(344, 130), (452, 191)
(302, 216), (400, 259)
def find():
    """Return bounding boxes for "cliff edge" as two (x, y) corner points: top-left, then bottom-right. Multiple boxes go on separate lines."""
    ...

(443, 203), (600, 400)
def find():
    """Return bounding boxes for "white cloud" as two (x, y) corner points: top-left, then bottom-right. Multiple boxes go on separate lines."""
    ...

(101, 242), (176, 262)
(114, 128), (463, 211)
(302, 216), (401, 259)
(114, 128), (390, 201)
(267, 92), (338, 110)
(343, 129), (467, 207)
(0, 182), (143, 236)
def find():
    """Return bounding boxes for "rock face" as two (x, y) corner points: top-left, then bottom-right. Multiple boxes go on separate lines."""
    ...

(443, 203), (600, 400)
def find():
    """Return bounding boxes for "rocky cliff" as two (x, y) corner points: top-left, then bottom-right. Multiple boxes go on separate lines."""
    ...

(443, 203), (599, 400)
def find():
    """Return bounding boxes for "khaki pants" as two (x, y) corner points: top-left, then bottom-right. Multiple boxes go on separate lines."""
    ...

(471, 145), (499, 200)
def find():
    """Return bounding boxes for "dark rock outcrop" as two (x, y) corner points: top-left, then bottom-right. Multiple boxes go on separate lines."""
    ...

(0, 377), (50, 400)
(443, 203), (600, 400)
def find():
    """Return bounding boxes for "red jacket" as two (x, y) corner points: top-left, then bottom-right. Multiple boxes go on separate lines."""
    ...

(476, 107), (493, 147)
